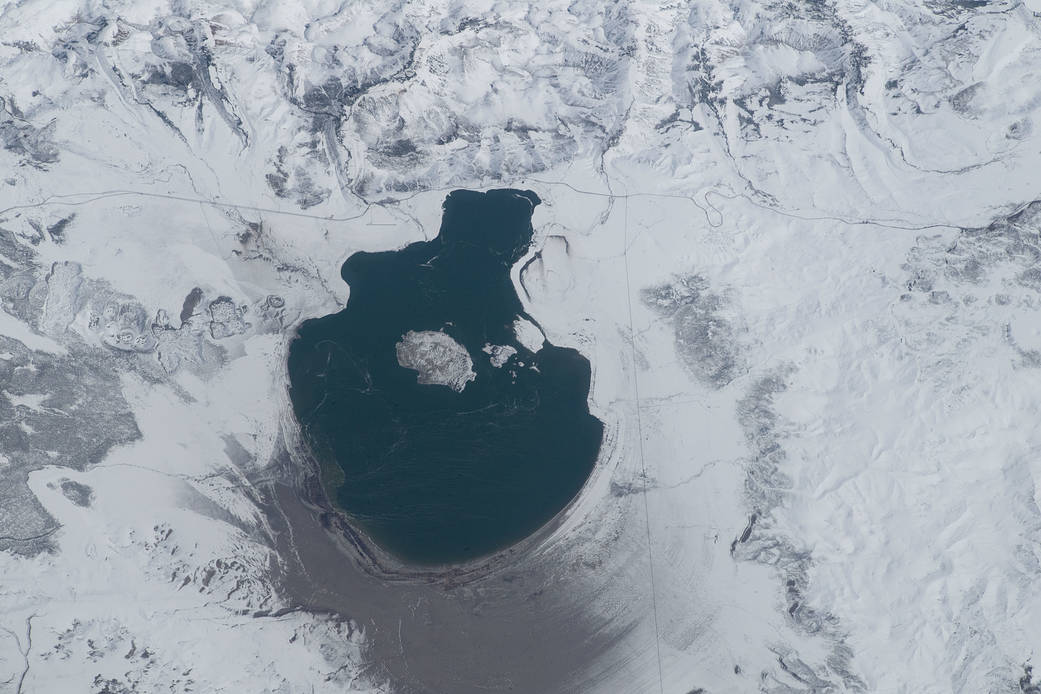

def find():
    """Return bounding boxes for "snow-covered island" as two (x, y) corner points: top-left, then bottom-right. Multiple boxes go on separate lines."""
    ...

(395, 330), (476, 392)
(482, 343), (517, 368)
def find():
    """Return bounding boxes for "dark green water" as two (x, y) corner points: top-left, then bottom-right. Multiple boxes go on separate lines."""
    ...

(287, 189), (603, 565)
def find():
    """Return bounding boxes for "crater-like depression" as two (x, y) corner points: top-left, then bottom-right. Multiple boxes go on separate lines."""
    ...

(287, 189), (603, 564)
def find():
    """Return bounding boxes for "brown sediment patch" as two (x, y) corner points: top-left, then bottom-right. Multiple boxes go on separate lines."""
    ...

(260, 435), (659, 694)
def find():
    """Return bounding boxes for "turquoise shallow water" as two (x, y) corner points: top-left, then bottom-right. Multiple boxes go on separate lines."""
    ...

(287, 189), (604, 565)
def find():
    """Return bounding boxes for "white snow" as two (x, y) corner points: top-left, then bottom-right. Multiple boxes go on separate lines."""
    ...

(512, 316), (545, 353)
(2, 0), (1041, 691)
(482, 343), (516, 367)
(395, 329), (476, 392)
(0, 310), (66, 355)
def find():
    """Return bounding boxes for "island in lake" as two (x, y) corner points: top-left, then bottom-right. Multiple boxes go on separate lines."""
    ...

(287, 189), (603, 565)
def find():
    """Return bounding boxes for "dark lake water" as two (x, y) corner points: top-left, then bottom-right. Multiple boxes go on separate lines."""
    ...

(287, 189), (603, 565)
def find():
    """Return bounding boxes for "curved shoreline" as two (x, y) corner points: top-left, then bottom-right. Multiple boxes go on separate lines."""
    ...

(258, 214), (650, 693)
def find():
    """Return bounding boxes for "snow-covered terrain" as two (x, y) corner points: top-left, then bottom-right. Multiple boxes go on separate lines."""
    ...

(396, 329), (476, 392)
(2, 0), (1041, 691)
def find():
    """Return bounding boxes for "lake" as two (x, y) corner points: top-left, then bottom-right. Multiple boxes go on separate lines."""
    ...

(287, 189), (603, 564)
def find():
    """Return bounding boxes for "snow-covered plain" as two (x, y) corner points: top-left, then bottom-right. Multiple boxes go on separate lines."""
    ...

(2, 0), (1041, 691)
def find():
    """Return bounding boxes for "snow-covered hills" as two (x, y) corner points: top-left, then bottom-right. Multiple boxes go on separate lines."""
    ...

(2, 0), (1041, 692)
